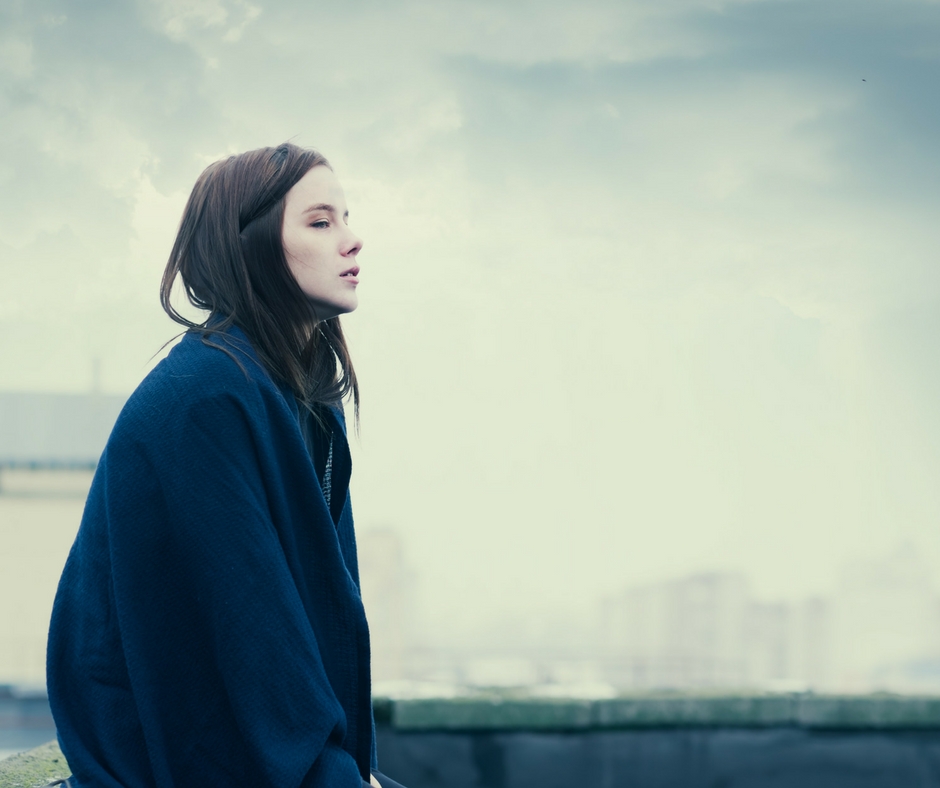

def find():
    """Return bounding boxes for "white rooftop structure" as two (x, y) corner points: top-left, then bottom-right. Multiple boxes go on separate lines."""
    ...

(0, 392), (127, 469)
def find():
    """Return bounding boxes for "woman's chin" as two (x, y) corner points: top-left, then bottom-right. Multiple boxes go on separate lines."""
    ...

(309, 296), (359, 322)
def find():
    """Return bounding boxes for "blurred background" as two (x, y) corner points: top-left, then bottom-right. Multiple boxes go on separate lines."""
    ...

(2, 0), (940, 711)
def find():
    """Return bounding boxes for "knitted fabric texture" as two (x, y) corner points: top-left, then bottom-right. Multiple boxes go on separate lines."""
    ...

(46, 326), (376, 788)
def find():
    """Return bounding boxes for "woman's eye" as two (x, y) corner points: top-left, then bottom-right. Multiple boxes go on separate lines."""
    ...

(311, 220), (330, 228)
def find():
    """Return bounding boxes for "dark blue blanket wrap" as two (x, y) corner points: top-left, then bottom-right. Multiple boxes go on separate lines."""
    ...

(47, 327), (376, 788)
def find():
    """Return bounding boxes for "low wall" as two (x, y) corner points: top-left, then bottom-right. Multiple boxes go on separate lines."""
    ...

(373, 693), (940, 787)
(5, 692), (940, 787)
(0, 687), (55, 731)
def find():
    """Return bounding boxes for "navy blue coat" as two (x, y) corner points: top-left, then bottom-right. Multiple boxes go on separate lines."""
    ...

(47, 327), (376, 788)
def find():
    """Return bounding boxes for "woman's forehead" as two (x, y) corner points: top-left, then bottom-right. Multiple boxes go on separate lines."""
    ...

(286, 166), (346, 214)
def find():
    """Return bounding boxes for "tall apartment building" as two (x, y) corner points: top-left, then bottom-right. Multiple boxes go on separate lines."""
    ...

(357, 528), (412, 684)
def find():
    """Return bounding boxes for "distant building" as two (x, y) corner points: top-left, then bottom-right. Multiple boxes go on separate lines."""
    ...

(0, 391), (126, 467)
(601, 573), (752, 688)
(790, 597), (832, 690)
(358, 528), (412, 683)
(601, 572), (840, 691)
(831, 545), (940, 692)
(0, 391), (126, 497)
(599, 548), (940, 694)
(745, 600), (791, 687)
(0, 390), (127, 684)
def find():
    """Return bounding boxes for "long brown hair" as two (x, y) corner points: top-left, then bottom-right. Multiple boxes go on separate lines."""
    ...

(161, 143), (359, 421)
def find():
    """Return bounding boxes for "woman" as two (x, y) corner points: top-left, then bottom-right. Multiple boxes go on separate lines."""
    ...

(46, 143), (404, 788)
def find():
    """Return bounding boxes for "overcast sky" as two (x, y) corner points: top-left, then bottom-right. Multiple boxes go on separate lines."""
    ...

(2, 0), (940, 641)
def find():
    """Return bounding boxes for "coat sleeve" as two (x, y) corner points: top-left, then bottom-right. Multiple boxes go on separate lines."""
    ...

(102, 381), (365, 788)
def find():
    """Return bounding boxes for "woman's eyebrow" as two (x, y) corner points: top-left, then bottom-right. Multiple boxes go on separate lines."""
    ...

(302, 203), (349, 219)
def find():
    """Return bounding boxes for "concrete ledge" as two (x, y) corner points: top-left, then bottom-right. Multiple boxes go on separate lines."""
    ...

(7, 693), (940, 786)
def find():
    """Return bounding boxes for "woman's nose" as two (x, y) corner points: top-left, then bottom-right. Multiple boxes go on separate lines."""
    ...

(344, 231), (363, 257)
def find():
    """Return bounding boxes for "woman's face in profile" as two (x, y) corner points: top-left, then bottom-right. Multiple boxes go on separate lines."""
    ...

(282, 165), (363, 321)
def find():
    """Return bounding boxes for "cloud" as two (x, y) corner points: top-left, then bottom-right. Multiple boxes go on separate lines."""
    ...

(143, 0), (262, 42)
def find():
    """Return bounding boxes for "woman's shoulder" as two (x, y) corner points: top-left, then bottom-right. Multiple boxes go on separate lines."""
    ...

(117, 329), (288, 438)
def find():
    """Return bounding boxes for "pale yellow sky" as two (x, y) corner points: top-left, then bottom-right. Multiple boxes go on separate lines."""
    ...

(1, 0), (939, 641)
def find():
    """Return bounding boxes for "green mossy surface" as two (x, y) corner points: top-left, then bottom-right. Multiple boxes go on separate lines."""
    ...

(390, 692), (940, 731)
(0, 741), (69, 788)
(393, 695), (596, 730)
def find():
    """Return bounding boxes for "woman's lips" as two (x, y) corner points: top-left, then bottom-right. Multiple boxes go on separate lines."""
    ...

(340, 266), (359, 285)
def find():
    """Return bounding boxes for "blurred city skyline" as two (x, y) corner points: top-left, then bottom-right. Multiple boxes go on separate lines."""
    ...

(361, 528), (940, 696)
(5, 466), (938, 696)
